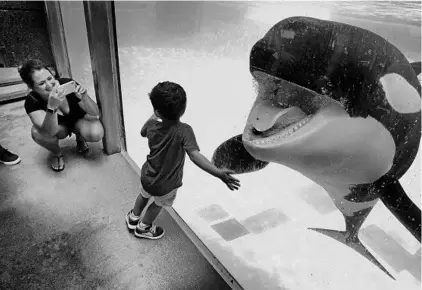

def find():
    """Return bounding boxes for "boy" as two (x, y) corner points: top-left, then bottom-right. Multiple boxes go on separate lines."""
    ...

(126, 81), (240, 239)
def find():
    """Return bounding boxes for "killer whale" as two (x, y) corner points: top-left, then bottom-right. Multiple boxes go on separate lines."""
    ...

(411, 61), (421, 76)
(212, 16), (421, 280)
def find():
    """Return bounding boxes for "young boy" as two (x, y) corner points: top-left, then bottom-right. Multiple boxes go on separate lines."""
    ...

(126, 81), (240, 239)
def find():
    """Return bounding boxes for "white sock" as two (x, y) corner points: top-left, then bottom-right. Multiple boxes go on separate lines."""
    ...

(137, 221), (150, 229)
(130, 210), (140, 220)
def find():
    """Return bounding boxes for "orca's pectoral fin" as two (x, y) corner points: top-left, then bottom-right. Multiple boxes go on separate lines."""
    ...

(410, 61), (421, 76)
(212, 134), (269, 174)
(308, 228), (395, 280)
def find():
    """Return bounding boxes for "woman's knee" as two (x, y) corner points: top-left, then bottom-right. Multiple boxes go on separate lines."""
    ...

(80, 121), (104, 142)
(31, 125), (43, 143)
(31, 126), (52, 144)
(90, 121), (105, 142)
(31, 125), (67, 143)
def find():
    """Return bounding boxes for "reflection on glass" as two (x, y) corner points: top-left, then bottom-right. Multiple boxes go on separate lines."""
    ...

(115, 2), (421, 289)
(59, 1), (96, 101)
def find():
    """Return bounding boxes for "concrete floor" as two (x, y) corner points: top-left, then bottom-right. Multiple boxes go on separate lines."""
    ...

(0, 100), (231, 290)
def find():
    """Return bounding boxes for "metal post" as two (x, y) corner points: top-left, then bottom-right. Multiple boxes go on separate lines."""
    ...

(83, 1), (126, 155)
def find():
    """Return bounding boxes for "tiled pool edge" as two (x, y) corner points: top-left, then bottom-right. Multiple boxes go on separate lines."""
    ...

(120, 151), (244, 290)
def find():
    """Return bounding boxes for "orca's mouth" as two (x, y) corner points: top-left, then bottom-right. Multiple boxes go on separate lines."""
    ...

(243, 70), (339, 145)
(244, 109), (316, 146)
(250, 107), (313, 139)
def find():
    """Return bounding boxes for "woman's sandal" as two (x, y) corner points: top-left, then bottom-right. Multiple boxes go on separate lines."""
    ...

(51, 154), (65, 172)
(77, 140), (89, 154)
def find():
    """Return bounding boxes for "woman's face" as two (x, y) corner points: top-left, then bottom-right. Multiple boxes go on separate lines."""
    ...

(31, 68), (58, 99)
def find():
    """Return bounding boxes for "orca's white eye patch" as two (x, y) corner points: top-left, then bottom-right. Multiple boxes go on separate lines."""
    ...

(379, 73), (421, 114)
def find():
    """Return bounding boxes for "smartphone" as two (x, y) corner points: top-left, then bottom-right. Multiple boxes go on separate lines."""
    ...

(59, 81), (76, 96)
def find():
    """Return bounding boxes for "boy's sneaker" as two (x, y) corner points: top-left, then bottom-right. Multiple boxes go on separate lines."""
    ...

(125, 210), (140, 230)
(0, 148), (21, 165)
(135, 223), (165, 240)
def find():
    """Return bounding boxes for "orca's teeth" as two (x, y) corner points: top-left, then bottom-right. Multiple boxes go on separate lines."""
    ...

(277, 100), (290, 108)
(249, 114), (313, 145)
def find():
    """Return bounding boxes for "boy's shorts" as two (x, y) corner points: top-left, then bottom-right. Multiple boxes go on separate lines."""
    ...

(140, 184), (178, 207)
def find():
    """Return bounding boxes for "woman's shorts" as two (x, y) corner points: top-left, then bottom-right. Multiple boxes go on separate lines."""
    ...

(58, 115), (81, 136)
(140, 184), (178, 207)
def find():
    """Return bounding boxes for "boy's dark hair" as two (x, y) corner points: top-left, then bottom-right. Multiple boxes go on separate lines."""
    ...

(18, 59), (53, 88)
(149, 81), (187, 120)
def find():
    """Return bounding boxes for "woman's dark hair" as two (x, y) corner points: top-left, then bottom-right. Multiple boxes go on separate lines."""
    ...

(18, 59), (53, 88)
(149, 81), (187, 120)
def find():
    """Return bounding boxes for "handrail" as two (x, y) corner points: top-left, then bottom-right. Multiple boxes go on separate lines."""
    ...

(0, 79), (24, 88)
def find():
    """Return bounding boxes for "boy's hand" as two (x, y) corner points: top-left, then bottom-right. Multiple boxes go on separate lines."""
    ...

(218, 169), (240, 191)
(187, 150), (240, 191)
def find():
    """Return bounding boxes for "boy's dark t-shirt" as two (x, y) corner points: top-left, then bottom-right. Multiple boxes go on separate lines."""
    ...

(141, 119), (200, 196)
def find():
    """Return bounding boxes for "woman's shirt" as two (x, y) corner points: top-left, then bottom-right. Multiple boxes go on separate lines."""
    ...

(24, 78), (87, 126)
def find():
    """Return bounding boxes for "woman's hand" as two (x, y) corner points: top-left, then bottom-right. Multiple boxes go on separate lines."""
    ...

(75, 83), (100, 116)
(75, 84), (88, 100)
(47, 83), (65, 110)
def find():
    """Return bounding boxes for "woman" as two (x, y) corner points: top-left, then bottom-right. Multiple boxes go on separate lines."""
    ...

(19, 59), (104, 172)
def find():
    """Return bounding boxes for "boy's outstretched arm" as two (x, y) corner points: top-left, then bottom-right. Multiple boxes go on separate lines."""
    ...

(188, 150), (240, 191)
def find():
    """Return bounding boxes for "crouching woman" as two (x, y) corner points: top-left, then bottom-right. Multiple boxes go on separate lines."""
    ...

(19, 59), (104, 171)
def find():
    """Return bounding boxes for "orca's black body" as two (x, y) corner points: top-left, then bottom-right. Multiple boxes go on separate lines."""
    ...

(212, 17), (421, 279)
